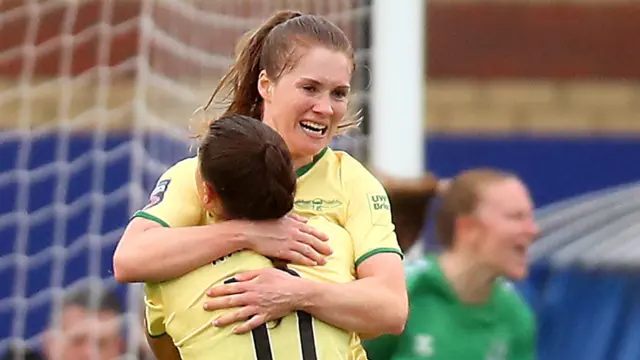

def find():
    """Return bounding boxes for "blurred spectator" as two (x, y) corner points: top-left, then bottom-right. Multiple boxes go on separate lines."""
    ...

(364, 169), (537, 360)
(376, 174), (446, 259)
(2, 284), (125, 360)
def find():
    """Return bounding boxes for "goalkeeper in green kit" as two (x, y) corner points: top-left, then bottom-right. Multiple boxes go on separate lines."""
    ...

(364, 169), (537, 360)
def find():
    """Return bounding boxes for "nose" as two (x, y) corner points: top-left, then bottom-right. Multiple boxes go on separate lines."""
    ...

(312, 94), (334, 116)
(528, 220), (540, 240)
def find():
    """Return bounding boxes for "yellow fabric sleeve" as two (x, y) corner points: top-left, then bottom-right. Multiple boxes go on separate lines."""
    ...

(132, 157), (203, 228)
(341, 156), (403, 268)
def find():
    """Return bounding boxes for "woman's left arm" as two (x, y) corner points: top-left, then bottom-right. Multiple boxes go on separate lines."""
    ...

(296, 252), (407, 336)
(290, 157), (408, 336)
(205, 158), (408, 335)
(206, 253), (407, 336)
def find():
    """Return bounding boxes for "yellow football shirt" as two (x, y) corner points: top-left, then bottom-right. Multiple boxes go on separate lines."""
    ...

(135, 147), (402, 360)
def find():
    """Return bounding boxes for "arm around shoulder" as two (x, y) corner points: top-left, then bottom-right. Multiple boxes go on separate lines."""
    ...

(113, 159), (248, 283)
(113, 217), (246, 283)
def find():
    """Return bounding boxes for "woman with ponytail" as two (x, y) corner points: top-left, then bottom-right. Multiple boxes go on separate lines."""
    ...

(115, 10), (407, 359)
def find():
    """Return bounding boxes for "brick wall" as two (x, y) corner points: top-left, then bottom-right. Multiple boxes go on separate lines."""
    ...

(427, 80), (640, 134)
(426, 1), (640, 134)
(1, 0), (639, 135)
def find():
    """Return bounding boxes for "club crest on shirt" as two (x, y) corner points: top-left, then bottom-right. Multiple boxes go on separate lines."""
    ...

(485, 338), (508, 360)
(294, 198), (342, 213)
(143, 179), (170, 210)
(413, 334), (434, 357)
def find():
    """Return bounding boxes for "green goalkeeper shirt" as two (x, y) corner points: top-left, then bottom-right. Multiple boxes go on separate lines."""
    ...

(364, 255), (536, 360)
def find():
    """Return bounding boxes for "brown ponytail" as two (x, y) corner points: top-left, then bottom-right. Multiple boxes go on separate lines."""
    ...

(204, 10), (301, 119)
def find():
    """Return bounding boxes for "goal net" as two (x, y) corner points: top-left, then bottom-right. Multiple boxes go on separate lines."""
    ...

(0, 0), (370, 357)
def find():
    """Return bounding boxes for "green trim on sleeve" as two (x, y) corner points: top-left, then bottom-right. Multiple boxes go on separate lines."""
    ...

(355, 247), (404, 268)
(132, 211), (171, 228)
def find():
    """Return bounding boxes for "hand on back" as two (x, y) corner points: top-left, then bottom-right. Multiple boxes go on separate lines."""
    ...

(242, 213), (332, 267)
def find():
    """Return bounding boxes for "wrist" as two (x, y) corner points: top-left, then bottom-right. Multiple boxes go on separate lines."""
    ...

(295, 277), (323, 312)
(214, 220), (251, 251)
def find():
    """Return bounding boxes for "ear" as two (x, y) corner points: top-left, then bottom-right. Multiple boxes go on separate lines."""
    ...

(257, 70), (273, 102)
(455, 215), (479, 242)
(201, 182), (218, 210)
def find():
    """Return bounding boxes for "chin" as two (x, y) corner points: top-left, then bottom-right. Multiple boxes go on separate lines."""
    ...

(503, 265), (528, 280)
(294, 141), (328, 158)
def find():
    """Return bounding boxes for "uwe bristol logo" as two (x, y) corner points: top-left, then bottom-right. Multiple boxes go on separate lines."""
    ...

(369, 194), (390, 211)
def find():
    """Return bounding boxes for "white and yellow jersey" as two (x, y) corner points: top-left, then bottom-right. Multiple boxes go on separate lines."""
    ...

(136, 147), (402, 359)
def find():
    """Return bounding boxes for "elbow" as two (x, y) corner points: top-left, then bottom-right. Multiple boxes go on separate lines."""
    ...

(369, 311), (406, 338)
(389, 294), (409, 335)
(112, 245), (139, 283)
(378, 296), (408, 336)
(386, 311), (407, 336)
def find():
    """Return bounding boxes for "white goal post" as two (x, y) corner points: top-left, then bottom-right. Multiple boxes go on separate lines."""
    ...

(370, 0), (426, 179)
(0, 0), (425, 357)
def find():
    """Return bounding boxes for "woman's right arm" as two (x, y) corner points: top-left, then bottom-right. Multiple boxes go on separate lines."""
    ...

(113, 158), (331, 284)
(113, 218), (243, 283)
(113, 215), (330, 283)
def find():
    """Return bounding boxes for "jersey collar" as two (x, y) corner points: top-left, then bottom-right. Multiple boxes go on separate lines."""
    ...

(295, 147), (328, 178)
(428, 254), (500, 308)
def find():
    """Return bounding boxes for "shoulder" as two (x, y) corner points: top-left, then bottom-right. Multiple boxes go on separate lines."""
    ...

(333, 150), (386, 192)
(405, 257), (432, 278)
(495, 278), (531, 311)
(333, 150), (374, 178)
(495, 279), (535, 329)
(164, 156), (198, 176)
(405, 256), (438, 292)
(154, 157), (198, 191)
(147, 157), (199, 206)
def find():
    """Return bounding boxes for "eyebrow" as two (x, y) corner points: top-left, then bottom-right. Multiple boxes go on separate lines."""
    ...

(300, 77), (350, 90)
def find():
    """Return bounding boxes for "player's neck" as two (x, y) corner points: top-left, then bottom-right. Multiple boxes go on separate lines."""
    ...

(438, 251), (496, 304)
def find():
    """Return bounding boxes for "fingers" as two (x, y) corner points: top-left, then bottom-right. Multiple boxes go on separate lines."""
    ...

(234, 269), (265, 282)
(203, 293), (252, 311)
(296, 229), (332, 256)
(213, 306), (258, 328)
(285, 213), (329, 242)
(287, 213), (308, 223)
(206, 281), (248, 298)
(281, 251), (318, 267)
(283, 225), (332, 266)
(280, 239), (328, 266)
(233, 314), (268, 334)
(299, 223), (330, 242)
(291, 242), (328, 266)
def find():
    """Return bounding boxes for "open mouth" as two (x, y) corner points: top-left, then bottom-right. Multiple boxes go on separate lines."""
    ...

(300, 120), (328, 136)
(513, 244), (527, 257)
